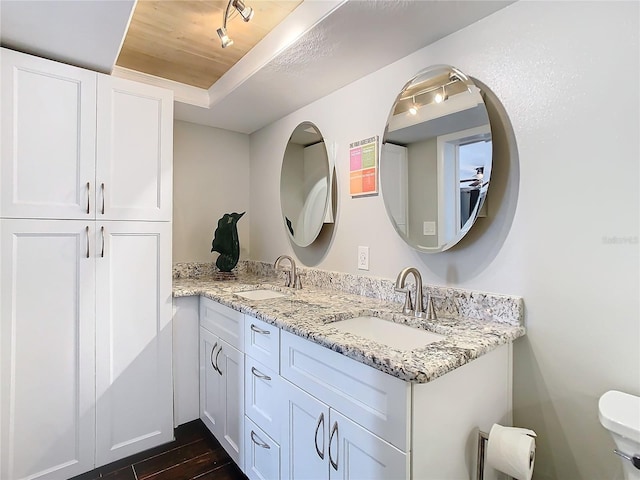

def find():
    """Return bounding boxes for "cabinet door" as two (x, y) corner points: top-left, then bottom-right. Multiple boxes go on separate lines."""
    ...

(281, 380), (329, 480)
(1, 48), (96, 220)
(96, 76), (172, 221)
(200, 327), (223, 436)
(0, 219), (96, 479)
(216, 338), (245, 469)
(95, 221), (173, 466)
(328, 410), (408, 480)
(200, 329), (245, 469)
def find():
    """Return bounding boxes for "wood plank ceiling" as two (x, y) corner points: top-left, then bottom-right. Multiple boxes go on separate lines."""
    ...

(116, 0), (302, 89)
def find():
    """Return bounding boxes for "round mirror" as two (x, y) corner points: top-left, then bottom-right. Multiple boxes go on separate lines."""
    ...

(380, 65), (492, 253)
(280, 121), (331, 247)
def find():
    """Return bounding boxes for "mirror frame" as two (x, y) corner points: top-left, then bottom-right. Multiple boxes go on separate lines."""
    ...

(380, 65), (493, 253)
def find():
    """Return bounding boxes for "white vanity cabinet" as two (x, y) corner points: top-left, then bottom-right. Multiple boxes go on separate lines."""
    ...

(280, 381), (407, 480)
(0, 48), (174, 480)
(279, 330), (510, 480)
(181, 296), (512, 480)
(199, 298), (245, 468)
(280, 331), (409, 480)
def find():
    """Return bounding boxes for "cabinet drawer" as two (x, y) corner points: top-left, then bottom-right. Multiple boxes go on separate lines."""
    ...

(244, 418), (280, 480)
(244, 316), (280, 372)
(281, 330), (410, 451)
(245, 357), (282, 443)
(200, 296), (244, 351)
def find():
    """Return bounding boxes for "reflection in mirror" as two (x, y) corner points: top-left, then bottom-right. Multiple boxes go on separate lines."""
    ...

(381, 65), (492, 253)
(280, 121), (331, 247)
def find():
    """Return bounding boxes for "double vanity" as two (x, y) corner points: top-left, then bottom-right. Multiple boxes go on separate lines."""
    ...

(172, 261), (525, 480)
(170, 63), (521, 480)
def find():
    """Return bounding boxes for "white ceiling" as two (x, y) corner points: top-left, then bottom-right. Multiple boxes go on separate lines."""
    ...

(0, 0), (135, 73)
(0, 0), (514, 134)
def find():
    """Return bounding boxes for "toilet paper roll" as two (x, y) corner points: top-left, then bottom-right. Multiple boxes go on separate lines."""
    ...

(486, 423), (536, 480)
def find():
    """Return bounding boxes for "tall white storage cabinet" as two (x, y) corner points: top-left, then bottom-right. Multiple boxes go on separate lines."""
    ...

(0, 48), (174, 480)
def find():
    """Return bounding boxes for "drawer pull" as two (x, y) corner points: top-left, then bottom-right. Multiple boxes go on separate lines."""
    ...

(214, 345), (223, 376)
(250, 324), (270, 335)
(314, 412), (325, 460)
(250, 430), (271, 449)
(251, 366), (271, 381)
(329, 421), (339, 471)
(86, 182), (90, 214)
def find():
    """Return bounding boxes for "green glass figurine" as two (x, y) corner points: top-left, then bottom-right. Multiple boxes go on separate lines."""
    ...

(211, 211), (245, 272)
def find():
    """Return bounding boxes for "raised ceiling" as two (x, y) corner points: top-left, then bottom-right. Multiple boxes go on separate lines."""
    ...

(116, 1), (303, 89)
(0, 0), (516, 134)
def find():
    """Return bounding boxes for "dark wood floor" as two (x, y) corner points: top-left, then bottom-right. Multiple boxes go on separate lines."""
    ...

(71, 420), (247, 480)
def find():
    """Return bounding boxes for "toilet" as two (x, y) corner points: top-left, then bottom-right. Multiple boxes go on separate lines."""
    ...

(599, 390), (640, 480)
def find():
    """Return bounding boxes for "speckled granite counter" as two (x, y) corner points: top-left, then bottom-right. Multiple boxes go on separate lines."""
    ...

(173, 265), (525, 384)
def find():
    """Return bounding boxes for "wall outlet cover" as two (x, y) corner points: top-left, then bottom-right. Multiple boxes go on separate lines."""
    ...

(358, 246), (369, 270)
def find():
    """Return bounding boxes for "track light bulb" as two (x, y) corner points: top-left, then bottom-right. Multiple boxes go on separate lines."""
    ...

(233, 0), (254, 21)
(409, 96), (418, 115)
(217, 27), (233, 48)
(434, 85), (448, 104)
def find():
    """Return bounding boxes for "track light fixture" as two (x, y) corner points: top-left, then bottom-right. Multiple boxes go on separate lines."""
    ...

(233, 0), (254, 21)
(217, 27), (233, 48)
(218, 0), (254, 48)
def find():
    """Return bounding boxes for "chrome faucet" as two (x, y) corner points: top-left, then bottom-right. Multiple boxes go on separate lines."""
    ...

(395, 267), (426, 318)
(274, 255), (302, 289)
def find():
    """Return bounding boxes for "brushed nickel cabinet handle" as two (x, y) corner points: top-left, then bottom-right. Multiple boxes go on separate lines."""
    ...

(210, 342), (220, 374)
(314, 412), (325, 460)
(214, 345), (223, 376)
(86, 182), (90, 214)
(85, 226), (90, 258)
(100, 183), (105, 215)
(250, 324), (270, 335)
(329, 421), (338, 471)
(251, 366), (271, 381)
(250, 430), (271, 450)
(100, 226), (105, 258)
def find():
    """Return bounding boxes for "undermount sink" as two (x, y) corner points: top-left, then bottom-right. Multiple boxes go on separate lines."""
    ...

(233, 289), (287, 301)
(331, 316), (445, 351)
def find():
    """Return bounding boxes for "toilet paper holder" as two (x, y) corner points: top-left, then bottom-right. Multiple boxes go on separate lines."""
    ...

(476, 430), (490, 480)
(476, 430), (535, 480)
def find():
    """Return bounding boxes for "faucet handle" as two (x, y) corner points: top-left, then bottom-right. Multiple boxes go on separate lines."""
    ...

(425, 294), (443, 320)
(283, 270), (292, 287)
(395, 287), (414, 315)
(293, 273), (302, 289)
(426, 295), (437, 320)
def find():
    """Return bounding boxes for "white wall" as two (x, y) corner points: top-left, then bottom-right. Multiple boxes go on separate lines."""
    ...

(248, 2), (639, 479)
(173, 120), (250, 263)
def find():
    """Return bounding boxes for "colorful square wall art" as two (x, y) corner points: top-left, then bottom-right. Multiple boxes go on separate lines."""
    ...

(349, 136), (378, 196)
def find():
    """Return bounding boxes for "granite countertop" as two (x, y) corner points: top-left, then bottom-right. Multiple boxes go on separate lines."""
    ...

(173, 272), (526, 384)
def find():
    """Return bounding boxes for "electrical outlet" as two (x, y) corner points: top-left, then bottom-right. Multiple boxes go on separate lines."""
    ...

(423, 221), (436, 236)
(358, 246), (369, 270)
